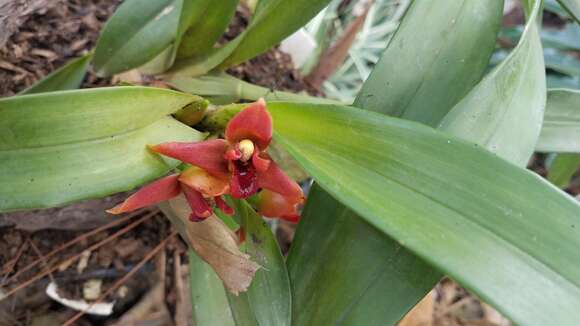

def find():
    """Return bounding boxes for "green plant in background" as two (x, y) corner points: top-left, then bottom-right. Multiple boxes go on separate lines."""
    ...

(2, 0), (580, 325)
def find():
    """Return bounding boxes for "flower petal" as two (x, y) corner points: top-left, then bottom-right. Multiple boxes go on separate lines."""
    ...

(179, 166), (229, 197)
(151, 139), (229, 178)
(107, 174), (180, 214)
(257, 160), (304, 202)
(181, 184), (212, 221)
(252, 151), (271, 172)
(225, 99), (272, 150)
(215, 196), (234, 215)
(230, 161), (259, 199)
(258, 189), (301, 223)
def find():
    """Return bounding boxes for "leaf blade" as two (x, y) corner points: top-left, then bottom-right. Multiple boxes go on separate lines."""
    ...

(93, 0), (182, 76)
(270, 102), (580, 325)
(355, 0), (503, 126)
(439, 0), (546, 166)
(537, 89), (580, 153)
(0, 86), (202, 150)
(20, 54), (91, 94)
(1, 117), (203, 211)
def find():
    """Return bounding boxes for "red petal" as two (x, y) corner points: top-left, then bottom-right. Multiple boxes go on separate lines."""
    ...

(215, 196), (234, 215)
(257, 160), (304, 202)
(151, 139), (229, 178)
(107, 174), (180, 214)
(181, 184), (212, 221)
(258, 190), (301, 223)
(230, 161), (259, 199)
(252, 151), (271, 172)
(225, 99), (272, 150)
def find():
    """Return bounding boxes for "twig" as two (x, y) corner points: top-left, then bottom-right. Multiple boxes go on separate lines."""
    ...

(27, 238), (54, 284)
(2, 209), (147, 286)
(1, 239), (29, 282)
(0, 211), (157, 301)
(62, 231), (177, 326)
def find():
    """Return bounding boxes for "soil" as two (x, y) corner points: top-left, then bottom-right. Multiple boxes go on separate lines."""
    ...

(0, 1), (578, 326)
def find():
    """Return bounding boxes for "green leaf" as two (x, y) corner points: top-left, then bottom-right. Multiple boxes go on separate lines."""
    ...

(439, 0), (545, 167)
(169, 0), (331, 75)
(0, 87), (204, 211)
(188, 250), (236, 326)
(218, 0), (332, 69)
(1, 117), (201, 212)
(20, 54), (91, 94)
(557, 0), (580, 23)
(537, 89), (580, 153)
(269, 101), (580, 325)
(176, 0), (238, 59)
(545, 0), (573, 18)
(500, 24), (580, 52)
(547, 75), (580, 89)
(228, 199), (291, 326)
(355, 0), (503, 126)
(287, 1), (504, 324)
(547, 154), (580, 188)
(287, 184), (441, 325)
(0, 87), (202, 150)
(93, 0), (183, 76)
(168, 73), (341, 105)
(544, 48), (580, 77)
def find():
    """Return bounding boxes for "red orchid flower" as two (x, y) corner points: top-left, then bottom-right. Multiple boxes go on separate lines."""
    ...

(152, 99), (304, 222)
(106, 167), (233, 221)
(108, 99), (304, 223)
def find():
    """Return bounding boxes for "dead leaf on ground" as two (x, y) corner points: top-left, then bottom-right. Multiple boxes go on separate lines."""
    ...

(159, 195), (259, 295)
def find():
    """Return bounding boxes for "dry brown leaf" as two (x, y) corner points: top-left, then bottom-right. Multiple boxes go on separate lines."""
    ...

(305, 1), (372, 88)
(398, 290), (435, 326)
(160, 195), (259, 295)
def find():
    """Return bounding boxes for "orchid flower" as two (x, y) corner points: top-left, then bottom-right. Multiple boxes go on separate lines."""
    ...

(108, 99), (304, 223)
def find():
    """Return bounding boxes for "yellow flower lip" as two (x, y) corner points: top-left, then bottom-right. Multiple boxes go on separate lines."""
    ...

(238, 139), (255, 162)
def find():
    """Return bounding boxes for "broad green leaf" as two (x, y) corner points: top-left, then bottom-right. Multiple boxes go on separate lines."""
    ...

(547, 154), (580, 188)
(188, 250), (236, 326)
(177, 0), (238, 59)
(1, 117), (202, 211)
(227, 199), (291, 326)
(218, 0), (332, 69)
(20, 54), (91, 94)
(288, 1), (504, 324)
(439, 0), (545, 167)
(0, 87), (202, 150)
(355, 0), (503, 126)
(0, 87), (204, 211)
(537, 89), (580, 153)
(287, 184), (441, 326)
(269, 102), (580, 325)
(557, 0), (580, 23)
(93, 0), (182, 76)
